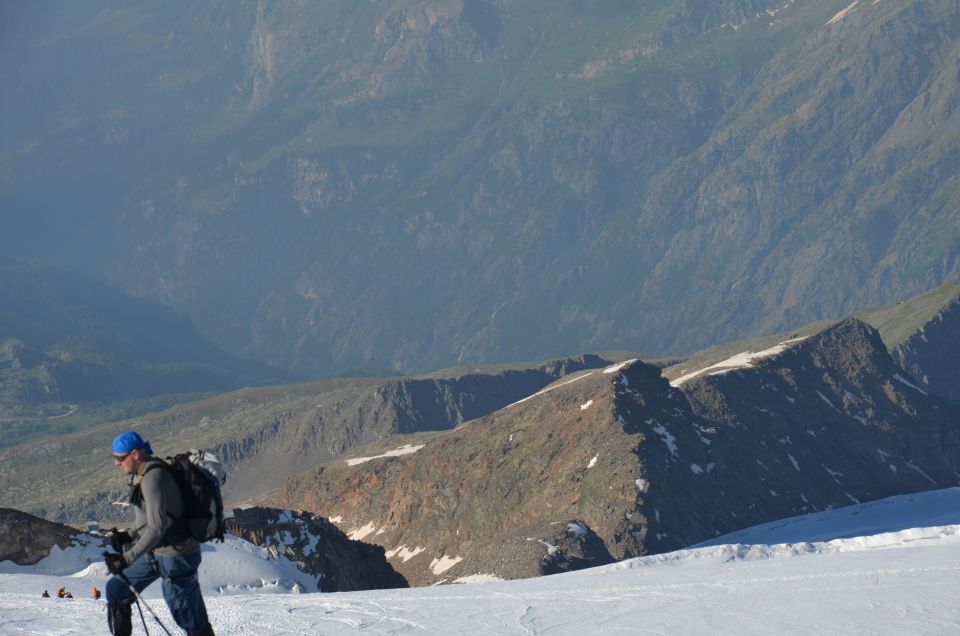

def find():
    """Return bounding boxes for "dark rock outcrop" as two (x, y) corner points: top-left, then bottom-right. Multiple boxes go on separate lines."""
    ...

(890, 294), (960, 405)
(0, 508), (83, 565)
(666, 318), (960, 548)
(226, 507), (407, 592)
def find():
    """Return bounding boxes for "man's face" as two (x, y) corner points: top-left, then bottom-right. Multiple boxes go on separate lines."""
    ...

(113, 449), (140, 475)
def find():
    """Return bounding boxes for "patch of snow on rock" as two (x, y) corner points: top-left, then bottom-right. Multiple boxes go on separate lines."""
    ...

(567, 522), (588, 538)
(385, 546), (425, 562)
(650, 421), (678, 457)
(529, 539), (559, 558)
(348, 522), (377, 541)
(430, 555), (463, 575)
(893, 373), (928, 395)
(826, 0), (859, 26)
(346, 444), (425, 466)
(670, 337), (808, 387)
(603, 359), (637, 374)
(906, 461), (937, 485)
(506, 371), (596, 408)
(453, 574), (504, 584)
(788, 453), (800, 471)
(818, 391), (839, 411)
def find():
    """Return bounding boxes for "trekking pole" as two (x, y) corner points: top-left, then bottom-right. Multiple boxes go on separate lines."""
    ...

(118, 572), (174, 636)
(132, 595), (150, 636)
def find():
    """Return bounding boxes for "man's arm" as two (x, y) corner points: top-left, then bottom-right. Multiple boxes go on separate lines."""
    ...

(122, 469), (168, 565)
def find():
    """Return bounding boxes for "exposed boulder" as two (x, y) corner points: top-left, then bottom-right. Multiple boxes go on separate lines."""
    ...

(0, 508), (83, 565)
(226, 507), (407, 592)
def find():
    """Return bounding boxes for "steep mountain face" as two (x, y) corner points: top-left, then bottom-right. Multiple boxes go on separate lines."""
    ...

(226, 507), (408, 592)
(638, 0), (960, 347)
(274, 319), (960, 585)
(659, 283), (960, 406)
(274, 360), (659, 585)
(0, 255), (297, 419)
(0, 508), (82, 565)
(0, 354), (613, 523)
(2, 0), (957, 376)
(670, 319), (960, 546)
(889, 294), (960, 406)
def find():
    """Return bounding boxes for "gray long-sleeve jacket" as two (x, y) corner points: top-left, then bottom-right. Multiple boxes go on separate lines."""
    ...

(123, 458), (200, 565)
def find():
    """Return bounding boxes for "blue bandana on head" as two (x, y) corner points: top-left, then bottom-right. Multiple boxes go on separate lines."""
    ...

(111, 431), (153, 456)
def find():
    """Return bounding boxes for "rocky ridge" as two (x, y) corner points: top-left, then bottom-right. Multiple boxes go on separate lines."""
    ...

(0, 355), (615, 523)
(274, 318), (960, 585)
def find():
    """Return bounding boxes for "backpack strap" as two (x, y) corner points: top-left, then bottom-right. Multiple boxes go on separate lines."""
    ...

(128, 459), (168, 506)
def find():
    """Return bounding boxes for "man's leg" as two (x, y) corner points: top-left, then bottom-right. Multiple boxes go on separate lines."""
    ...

(104, 554), (160, 636)
(155, 552), (212, 635)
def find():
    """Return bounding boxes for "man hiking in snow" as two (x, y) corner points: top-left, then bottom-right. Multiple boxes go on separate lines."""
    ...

(104, 431), (214, 636)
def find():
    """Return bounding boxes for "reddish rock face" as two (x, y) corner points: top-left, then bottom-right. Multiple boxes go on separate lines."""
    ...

(276, 320), (960, 586)
(276, 361), (653, 585)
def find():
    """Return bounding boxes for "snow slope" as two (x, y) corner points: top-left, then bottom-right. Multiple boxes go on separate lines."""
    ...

(0, 535), (319, 596)
(694, 487), (960, 547)
(3, 489), (960, 634)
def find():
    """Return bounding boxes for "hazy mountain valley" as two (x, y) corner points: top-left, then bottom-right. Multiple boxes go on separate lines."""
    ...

(2, 0), (958, 376)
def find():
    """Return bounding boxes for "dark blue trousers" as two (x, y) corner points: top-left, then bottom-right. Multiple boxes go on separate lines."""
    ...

(106, 551), (210, 632)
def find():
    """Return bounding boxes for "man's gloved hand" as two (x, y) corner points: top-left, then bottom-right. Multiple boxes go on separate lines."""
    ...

(104, 551), (126, 575)
(107, 528), (134, 553)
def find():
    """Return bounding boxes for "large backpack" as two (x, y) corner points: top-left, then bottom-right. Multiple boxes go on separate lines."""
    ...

(142, 450), (227, 544)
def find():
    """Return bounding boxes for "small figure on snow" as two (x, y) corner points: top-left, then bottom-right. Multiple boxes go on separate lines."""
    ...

(41, 590), (50, 598)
